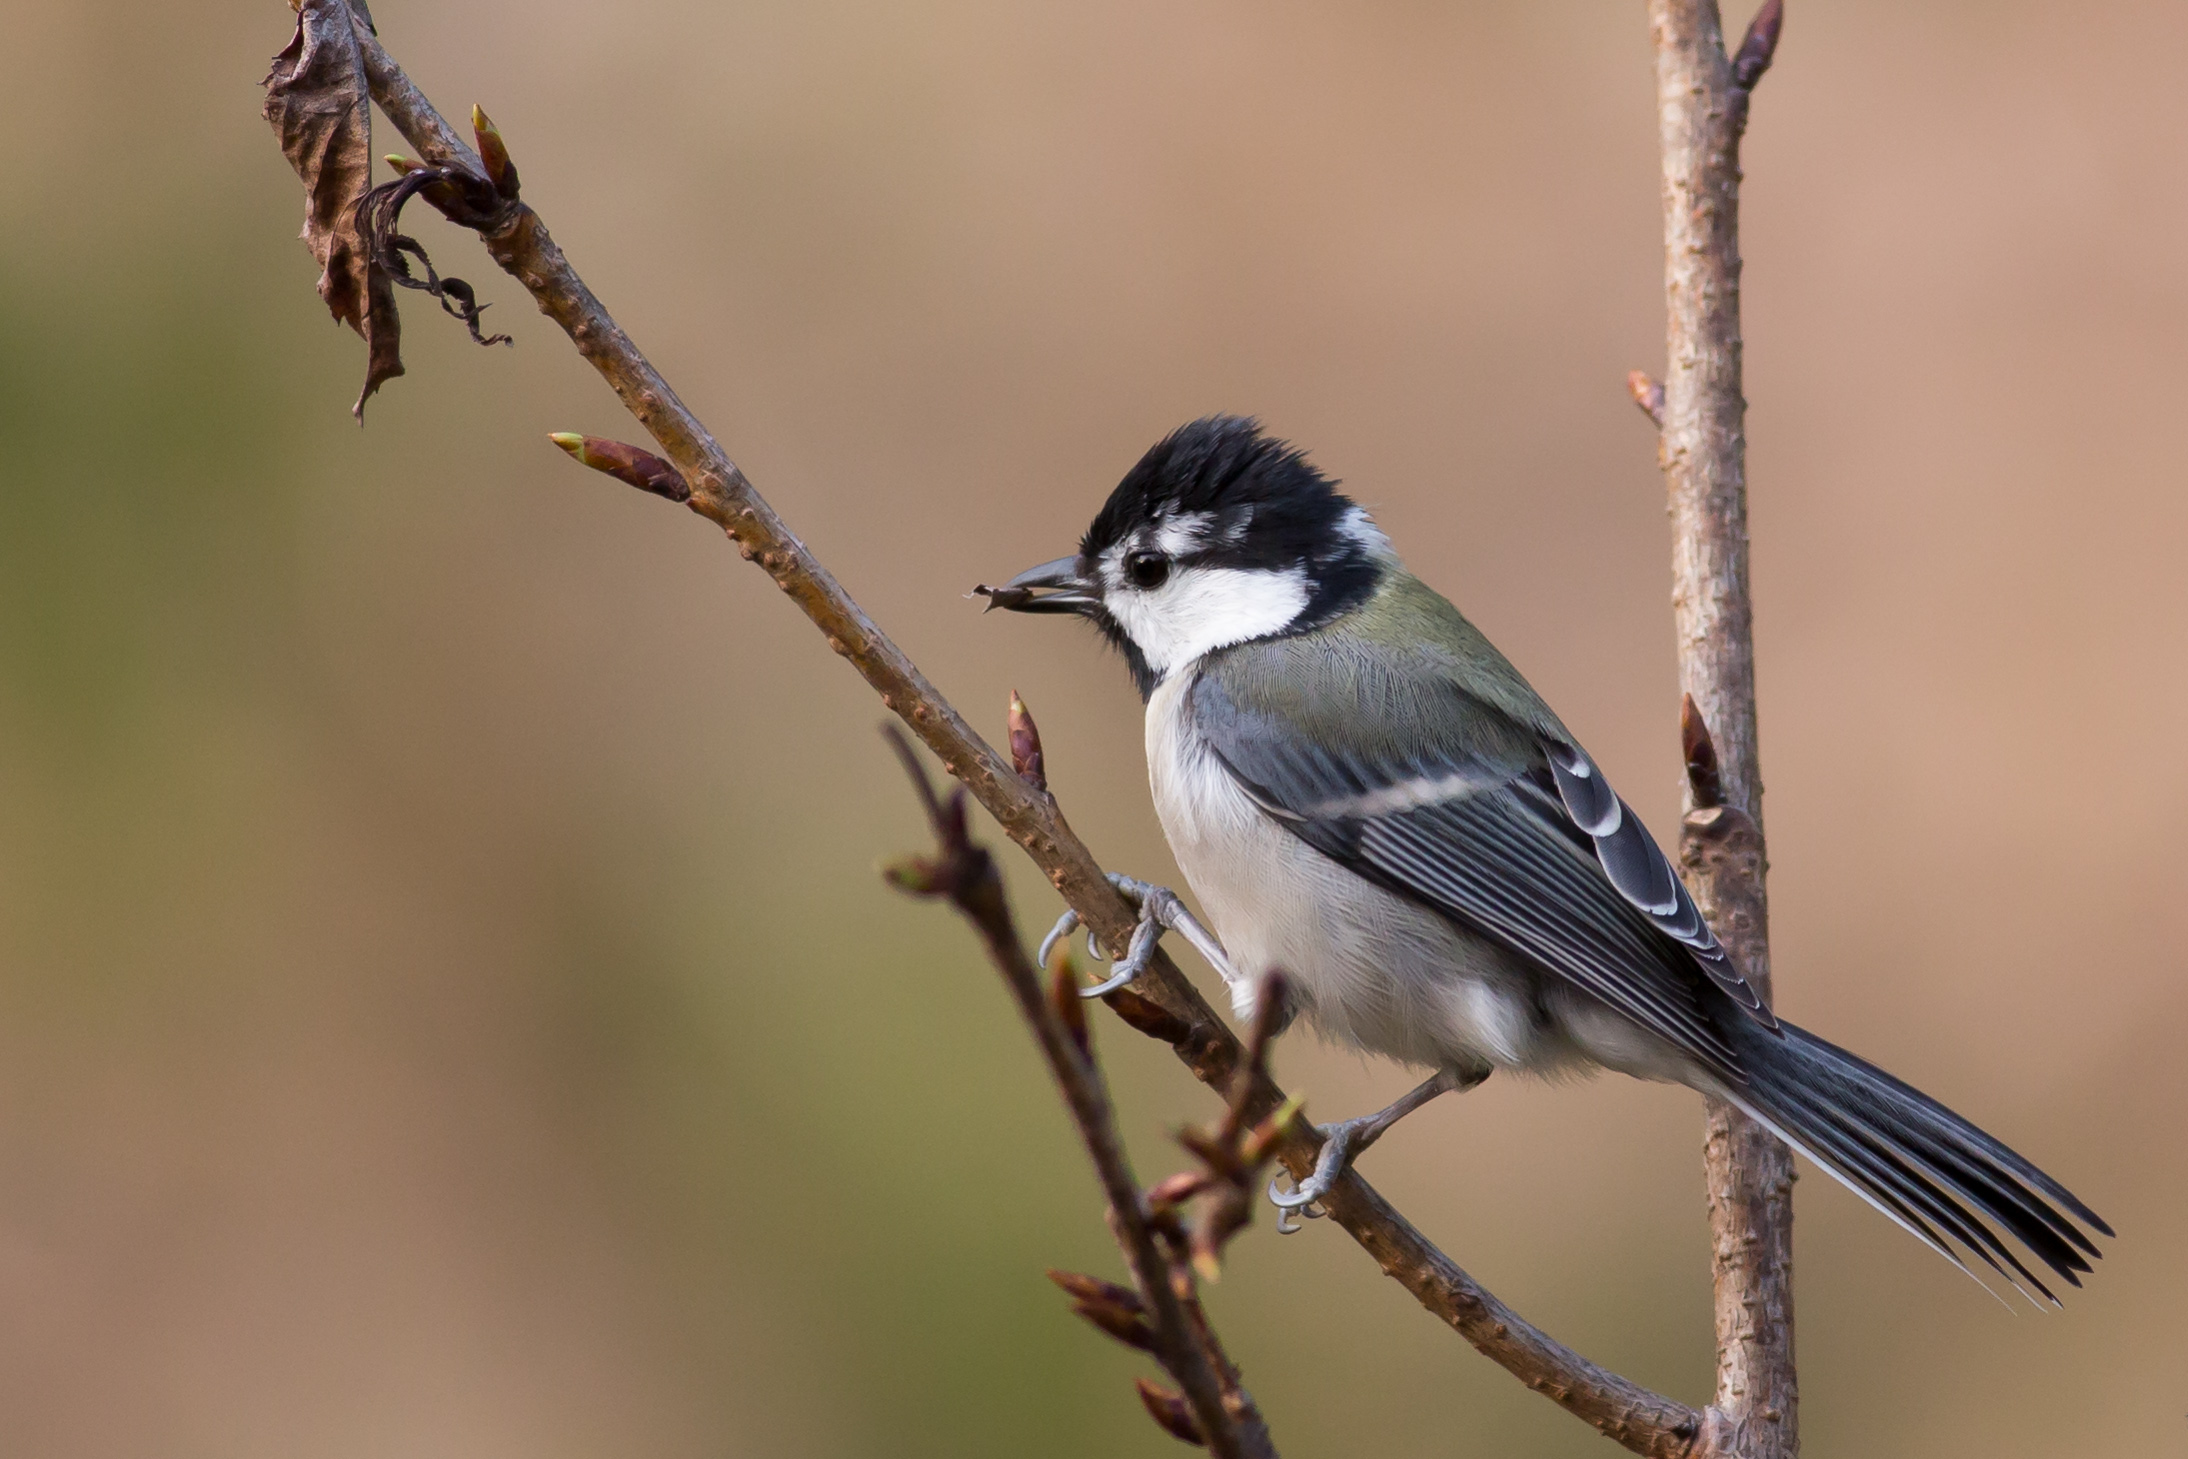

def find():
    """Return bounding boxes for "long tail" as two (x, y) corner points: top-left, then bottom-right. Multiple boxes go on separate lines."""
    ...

(1719, 1016), (2111, 1304)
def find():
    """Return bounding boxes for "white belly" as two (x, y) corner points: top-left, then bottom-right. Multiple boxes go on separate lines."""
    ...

(1144, 673), (1554, 1075)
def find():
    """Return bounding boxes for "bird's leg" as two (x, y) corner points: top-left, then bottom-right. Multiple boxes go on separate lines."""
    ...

(1270, 1063), (1490, 1228)
(1037, 873), (1239, 998)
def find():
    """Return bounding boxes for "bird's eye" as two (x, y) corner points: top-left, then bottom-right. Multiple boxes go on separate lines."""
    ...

(1125, 552), (1170, 590)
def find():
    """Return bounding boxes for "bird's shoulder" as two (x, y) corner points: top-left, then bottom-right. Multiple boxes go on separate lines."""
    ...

(1191, 568), (1566, 778)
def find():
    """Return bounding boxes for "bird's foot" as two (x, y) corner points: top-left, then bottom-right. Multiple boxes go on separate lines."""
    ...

(1269, 1064), (1487, 1231)
(1038, 873), (1237, 998)
(1268, 1113), (1376, 1226)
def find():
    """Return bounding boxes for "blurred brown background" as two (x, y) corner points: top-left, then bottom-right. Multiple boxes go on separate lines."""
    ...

(0, 1), (2181, 1454)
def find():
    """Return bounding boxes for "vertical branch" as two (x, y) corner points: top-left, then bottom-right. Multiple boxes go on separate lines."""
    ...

(1681, 697), (1794, 1459)
(1651, 0), (1775, 825)
(1645, 3), (1796, 1458)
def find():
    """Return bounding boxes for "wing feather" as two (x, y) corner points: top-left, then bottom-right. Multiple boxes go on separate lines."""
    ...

(1546, 742), (1771, 1018)
(1191, 658), (1772, 1079)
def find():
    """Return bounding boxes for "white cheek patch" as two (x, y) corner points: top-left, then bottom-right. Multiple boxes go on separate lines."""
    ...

(1104, 564), (1311, 679)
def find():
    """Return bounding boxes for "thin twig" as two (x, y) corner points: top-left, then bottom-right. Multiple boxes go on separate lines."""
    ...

(1646, 2), (1797, 1455)
(881, 729), (1272, 1457)
(329, 12), (1706, 1455)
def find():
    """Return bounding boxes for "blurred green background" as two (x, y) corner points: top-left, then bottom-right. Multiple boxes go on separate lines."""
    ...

(1, 1), (2182, 1454)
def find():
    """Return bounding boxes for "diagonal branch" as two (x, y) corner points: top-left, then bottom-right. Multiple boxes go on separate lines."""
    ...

(306, 9), (1710, 1455)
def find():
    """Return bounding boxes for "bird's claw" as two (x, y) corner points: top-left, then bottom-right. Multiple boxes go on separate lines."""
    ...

(1270, 1175), (1330, 1234)
(1267, 1118), (1358, 1221)
(1038, 873), (1234, 999)
(1036, 907), (1083, 977)
(1263, 1066), (1482, 1232)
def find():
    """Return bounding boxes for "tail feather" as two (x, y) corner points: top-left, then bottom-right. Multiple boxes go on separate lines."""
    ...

(1794, 1030), (2112, 1240)
(1723, 1017), (2108, 1304)
(1749, 1063), (2066, 1302)
(1782, 1047), (2094, 1284)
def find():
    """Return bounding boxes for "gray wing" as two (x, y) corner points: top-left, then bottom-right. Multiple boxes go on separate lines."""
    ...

(1189, 666), (1773, 1083)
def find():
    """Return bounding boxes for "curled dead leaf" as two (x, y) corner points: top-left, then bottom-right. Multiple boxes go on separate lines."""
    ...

(263, 0), (402, 419)
(355, 169), (514, 353)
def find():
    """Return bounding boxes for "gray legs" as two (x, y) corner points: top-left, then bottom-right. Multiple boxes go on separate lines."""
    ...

(1269, 1063), (1490, 1230)
(1041, 878), (1489, 1234)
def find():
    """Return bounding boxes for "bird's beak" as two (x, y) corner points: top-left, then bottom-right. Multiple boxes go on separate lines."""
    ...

(972, 555), (1100, 615)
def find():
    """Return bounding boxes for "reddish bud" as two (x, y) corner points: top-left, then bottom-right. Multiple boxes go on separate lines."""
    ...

(1240, 1093), (1306, 1165)
(470, 104), (520, 199)
(1105, 986), (1194, 1045)
(1680, 692), (1724, 810)
(880, 855), (946, 898)
(1628, 369), (1665, 427)
(548, 433), (692, 503)
(1045, 1270), (1154, 1353)
(1072, 1297), (1157, 1353)
(1135, 1380), (1206, 1446)
(1007, 690), (1047, 792)
(1191, 1187), (1253, 1281)
(1145, 1170), (1212, 1211)
(1048, 947), (1090, 1061)
(1732, 0), (1785, 93)
(1046, 1269), (1141, 1309)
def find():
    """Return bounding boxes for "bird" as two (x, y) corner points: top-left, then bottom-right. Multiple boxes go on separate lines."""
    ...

(979, 413), (2108, 1303)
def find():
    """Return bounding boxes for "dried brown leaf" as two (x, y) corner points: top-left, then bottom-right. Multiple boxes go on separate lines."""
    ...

(263, 0), (403, 419)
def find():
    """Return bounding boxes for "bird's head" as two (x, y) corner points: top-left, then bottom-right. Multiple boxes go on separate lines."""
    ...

(979, 416), (1389, 696)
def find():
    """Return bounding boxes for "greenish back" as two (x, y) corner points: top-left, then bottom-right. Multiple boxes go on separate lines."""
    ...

(1199, 569), (1572, 774)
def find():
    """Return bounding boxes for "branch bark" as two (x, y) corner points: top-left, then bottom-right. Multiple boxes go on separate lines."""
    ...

(1645, 2), (1797, 1456)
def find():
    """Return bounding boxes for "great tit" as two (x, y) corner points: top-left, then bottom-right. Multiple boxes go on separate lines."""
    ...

(983, 414), (2107, 1301)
